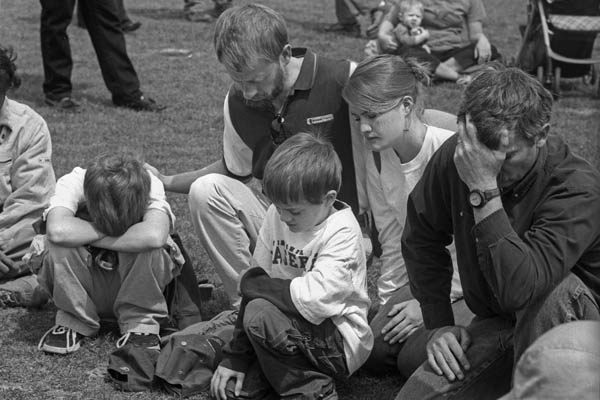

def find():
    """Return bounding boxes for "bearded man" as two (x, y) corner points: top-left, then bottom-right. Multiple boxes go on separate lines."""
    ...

(147, 4), (366, 304)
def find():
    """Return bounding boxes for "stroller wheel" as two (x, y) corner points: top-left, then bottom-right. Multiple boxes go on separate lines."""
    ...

(553, 66), (561, 97)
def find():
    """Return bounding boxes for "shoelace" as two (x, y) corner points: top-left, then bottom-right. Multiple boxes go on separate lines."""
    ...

(38, 325), (78, 352)
(116, 332), (160, 349)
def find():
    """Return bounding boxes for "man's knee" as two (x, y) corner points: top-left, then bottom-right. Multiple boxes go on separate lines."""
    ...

(189, 173), (229, 213)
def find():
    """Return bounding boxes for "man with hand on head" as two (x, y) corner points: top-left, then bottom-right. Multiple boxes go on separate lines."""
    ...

(396, 66), (600, 399)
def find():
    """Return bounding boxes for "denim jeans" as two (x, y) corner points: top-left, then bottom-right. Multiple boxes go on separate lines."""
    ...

(395, 273), (600, 400)
(234, 298), (347, 399)
(499, 320), (600, 400)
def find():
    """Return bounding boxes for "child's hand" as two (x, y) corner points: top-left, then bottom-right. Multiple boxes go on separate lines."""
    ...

(211, 365), (246, 400)
(410, 27), (423, 35)
(378, 33), (399, 52)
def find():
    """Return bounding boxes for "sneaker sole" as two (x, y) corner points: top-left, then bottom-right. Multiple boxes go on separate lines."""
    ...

(41, 342), (81, 355)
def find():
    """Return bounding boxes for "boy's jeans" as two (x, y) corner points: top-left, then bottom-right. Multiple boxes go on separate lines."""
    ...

(238, 298), (348, 399)
(38, 242), (178, 336)
(395, 273), (600, 400)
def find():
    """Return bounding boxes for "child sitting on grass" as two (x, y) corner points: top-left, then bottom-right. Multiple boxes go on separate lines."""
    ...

(210, 132), (373, 400)
(366, 0), (471, 84)
(37, 153), (178, 355)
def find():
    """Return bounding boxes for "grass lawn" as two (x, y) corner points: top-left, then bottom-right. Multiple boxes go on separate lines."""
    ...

(1, 0), (599, 399)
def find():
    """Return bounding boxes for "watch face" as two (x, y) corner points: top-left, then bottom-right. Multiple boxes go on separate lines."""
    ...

(469, 190), (483, 207)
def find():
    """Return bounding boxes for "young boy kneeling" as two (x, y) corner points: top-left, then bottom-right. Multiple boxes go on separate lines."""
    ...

(210, 133), (373, 400)
(38, 153), (178, 354)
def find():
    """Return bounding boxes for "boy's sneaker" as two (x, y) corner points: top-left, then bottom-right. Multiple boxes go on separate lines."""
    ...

(116, 332), (160, 351)
(38, 325), (82, 354)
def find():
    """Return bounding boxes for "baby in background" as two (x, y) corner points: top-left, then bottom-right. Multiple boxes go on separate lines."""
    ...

(392, 0), (431, 53)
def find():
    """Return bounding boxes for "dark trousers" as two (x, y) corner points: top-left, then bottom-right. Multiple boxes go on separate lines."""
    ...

(40, 0), (142, 103)
(235, 298), (348, 399)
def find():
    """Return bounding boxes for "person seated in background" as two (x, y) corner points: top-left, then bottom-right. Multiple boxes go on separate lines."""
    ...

(0, 46), (56, 308)
(210, 132), (372, 400)
(369, 0), (501, 83)
(396, 66), (600, 399)
(365, 0), (470, 83)
(37, 153), (179, 355)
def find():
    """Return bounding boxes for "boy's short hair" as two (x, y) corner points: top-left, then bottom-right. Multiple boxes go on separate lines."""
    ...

(458, 66), (553, 150)
(214, 4), (288, 73)
(398, 0), (424, 14)
(263, 132), (342, 205)
(83, 153), (151, 237)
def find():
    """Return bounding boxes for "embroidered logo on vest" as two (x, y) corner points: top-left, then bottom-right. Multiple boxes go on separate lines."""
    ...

(306, 114), (334, 125)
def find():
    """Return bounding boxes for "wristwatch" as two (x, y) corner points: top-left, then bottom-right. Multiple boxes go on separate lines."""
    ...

(468, 188), (501, 208)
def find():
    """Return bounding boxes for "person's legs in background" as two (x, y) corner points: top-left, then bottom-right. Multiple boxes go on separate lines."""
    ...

(184, 0), (232, 23)
(326, 0), (372, 37)
(40, 0), (81, 111)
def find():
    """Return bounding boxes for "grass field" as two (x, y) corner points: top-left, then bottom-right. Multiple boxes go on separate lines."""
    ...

(0, 0), (599, 399)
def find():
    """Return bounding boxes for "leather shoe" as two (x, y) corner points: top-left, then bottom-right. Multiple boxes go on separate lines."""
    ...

(121, 20), (141, 33)
(114, 95), (166, 112)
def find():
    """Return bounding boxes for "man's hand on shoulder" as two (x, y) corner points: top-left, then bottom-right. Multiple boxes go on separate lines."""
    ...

(144, 163), (172, 190)
(426, 325), (471, 382)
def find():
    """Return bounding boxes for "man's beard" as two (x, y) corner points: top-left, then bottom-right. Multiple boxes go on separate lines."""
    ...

(242, 68), (285, 111)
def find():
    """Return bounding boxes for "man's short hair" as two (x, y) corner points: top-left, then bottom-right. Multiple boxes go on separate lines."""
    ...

(458, 66), (553, 150)
(263, 132), (342, 205)
(83, 153), (150, 237)
(214, 3), (288, 73)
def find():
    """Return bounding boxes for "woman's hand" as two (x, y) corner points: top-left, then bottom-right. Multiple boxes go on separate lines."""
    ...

(380, 299), (424, 344)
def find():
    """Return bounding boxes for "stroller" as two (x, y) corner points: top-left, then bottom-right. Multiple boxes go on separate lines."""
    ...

(516, 0), (600, 97)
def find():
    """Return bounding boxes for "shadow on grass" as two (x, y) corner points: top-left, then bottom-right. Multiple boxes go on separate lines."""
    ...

(14, 72), (109, 109)
(130, 7), (184, 22)
(284, 17), (330, 35)
(12, 306), (55, 346)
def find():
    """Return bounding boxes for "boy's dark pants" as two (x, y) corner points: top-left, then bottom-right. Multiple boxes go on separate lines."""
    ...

(236, 298), (348, 399)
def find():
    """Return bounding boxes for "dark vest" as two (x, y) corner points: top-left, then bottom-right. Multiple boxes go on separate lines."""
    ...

(228, 49), (358, 214)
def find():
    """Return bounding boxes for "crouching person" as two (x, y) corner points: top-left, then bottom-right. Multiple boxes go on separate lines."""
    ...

(38, 153), (178, 355)
(210, 133), (373, 400)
